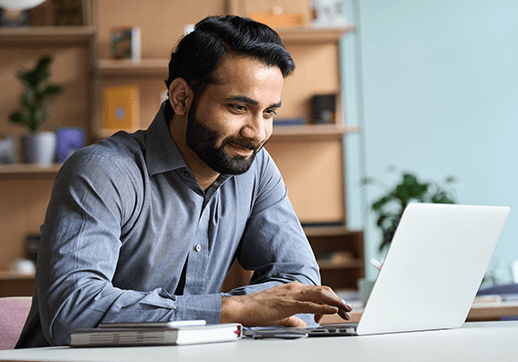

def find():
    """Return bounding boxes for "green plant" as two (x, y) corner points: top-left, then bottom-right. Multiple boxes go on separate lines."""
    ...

(10, 55), (64, 132)
(362, 167), (457, 252)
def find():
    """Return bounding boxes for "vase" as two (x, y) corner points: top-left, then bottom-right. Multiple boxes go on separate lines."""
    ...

(21, 131), (57, 165)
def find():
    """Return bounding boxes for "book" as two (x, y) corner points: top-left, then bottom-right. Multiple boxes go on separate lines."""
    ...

(273, 117), (306, 127)
(69, 323), (242, 347)
(103, 85), (139, 131)
(111, 27), (141, 60)
(56, 127), (85, 163)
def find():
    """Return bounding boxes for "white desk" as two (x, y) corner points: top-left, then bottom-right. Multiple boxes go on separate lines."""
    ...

(0, 321), (517, 362)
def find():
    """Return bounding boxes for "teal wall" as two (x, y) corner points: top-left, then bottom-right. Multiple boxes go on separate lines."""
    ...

(342, 0), (518, 282)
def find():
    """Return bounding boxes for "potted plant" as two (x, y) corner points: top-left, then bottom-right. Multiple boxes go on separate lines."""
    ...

(362, 167), (457, 251)
(10, 55), (63, 165)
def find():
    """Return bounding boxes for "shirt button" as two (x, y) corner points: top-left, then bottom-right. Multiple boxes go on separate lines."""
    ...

(195, 244), (202, 252)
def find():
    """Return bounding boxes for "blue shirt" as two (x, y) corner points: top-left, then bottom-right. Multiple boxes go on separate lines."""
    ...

(17, 103), (321, 347)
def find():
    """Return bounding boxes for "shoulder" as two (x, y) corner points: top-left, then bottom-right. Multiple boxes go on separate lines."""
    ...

(58, 131), (147, 191)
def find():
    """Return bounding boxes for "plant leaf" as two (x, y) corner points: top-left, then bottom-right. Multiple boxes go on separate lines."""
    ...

(10, 111), (28, 125)
(41, 84), (63, 98)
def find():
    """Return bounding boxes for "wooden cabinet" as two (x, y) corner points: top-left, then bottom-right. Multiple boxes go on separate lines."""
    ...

(306, 228), (364, 291)
(0, 0), (364, 296)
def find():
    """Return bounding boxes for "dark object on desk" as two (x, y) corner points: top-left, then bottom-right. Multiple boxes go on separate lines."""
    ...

(477, 283), (518, 296)
(69, 323), (242, 347)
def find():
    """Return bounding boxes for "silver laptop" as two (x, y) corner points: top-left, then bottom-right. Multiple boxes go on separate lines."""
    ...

(248, 203), (510, 338)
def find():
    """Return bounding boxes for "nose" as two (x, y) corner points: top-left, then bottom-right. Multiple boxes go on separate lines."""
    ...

(240, 113), (270, 143)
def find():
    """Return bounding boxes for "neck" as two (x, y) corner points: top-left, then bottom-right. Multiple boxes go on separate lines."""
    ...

(169, 117), (220, 190)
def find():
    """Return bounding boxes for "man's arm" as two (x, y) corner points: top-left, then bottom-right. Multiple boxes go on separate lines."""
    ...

(34, 150), (221, 346)
(219, 150), (352, 327)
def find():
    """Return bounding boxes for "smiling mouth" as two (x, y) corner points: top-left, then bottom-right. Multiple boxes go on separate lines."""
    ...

(227, 142), (254, 157)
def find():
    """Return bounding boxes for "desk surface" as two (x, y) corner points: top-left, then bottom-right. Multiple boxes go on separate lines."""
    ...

(1, 321), (517, 362)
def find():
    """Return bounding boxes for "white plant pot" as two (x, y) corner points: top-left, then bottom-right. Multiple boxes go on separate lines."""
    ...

(21, 131), (57, 165)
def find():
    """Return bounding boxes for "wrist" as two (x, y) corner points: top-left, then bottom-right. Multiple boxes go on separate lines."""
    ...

(220, 295), (243, 324)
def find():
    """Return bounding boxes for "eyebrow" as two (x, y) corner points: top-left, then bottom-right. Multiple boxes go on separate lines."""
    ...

(227, 95), (282, 109)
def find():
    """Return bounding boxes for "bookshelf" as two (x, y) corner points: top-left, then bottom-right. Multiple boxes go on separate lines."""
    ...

(0, 0), (365, 295)
(0, 0), (95, 294)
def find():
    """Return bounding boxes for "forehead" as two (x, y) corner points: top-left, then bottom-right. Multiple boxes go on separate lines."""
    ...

(207, 54), (284, 102)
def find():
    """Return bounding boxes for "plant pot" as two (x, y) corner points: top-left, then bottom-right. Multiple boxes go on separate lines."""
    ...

(21, 131), (57, 165)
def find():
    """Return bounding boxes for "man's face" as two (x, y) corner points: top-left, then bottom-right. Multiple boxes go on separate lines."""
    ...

(185, 55), (283, 175)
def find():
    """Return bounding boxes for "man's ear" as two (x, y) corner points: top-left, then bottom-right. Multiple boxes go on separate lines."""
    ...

(168, 78), (193, 116)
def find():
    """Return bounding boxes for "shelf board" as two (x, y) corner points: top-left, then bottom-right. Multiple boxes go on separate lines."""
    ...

(275, 25), (357, 44)
(271, 123), (361, 140)
(0, 163), (62, 176)
(317, 259), (364, 270)
(304, 226), (363, 237)
(97, 59), (169, 76)
(0, 270), (35, 281)
(0, 26), (96, 44)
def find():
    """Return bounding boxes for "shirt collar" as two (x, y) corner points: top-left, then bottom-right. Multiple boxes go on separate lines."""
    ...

(145, 102), (188, 177)
(145, 102), (235, 187)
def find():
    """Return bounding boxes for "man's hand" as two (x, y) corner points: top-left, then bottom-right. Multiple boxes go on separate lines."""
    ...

(220, 282), (353, 327)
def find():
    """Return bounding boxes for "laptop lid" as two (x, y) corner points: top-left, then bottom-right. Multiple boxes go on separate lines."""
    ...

(356, 203), (510, 335)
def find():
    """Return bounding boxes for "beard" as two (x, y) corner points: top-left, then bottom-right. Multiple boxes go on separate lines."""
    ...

(185, 100), (267, 175)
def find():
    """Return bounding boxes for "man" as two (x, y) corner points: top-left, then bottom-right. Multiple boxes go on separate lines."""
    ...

(16, 15), (351, 348)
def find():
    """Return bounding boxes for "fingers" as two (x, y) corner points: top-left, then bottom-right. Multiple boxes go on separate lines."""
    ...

(220, 283), (354, 327)
(296, 284), (353, 323)
(295, 284), (353, 313)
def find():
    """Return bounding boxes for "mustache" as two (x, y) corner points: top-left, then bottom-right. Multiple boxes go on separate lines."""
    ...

(224, 136), (267, 152)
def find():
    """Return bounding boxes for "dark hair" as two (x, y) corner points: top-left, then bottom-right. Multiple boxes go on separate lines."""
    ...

(164, 15), (295, 116)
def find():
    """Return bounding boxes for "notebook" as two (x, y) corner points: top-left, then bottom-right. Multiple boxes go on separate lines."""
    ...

(248, 203), (510, 338)
(70, 322), (242, 347)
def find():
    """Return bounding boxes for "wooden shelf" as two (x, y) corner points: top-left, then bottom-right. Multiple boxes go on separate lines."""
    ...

(306, 228), (365, 290)
(0, 26), (96, 44)
(317, 259), (364, 270)
(0, 164), (62, 177)
(275, 25), (357, 44)
(272, 124), (361, 140)
(304, 226), (361, 237)
(0, 271), (35, 281)
(97, 59), (169, 76)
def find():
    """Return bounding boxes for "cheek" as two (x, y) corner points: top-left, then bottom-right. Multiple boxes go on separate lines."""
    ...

(265, 119), (273, 137)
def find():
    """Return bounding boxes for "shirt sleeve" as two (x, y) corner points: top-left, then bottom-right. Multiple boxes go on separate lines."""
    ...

(222, 150), (322, 325)
(35, 151), (220, 346)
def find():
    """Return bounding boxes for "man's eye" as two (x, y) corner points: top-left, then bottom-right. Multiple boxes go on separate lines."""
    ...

(265, 109), (277, 117)
(231, 105), (246, 112)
